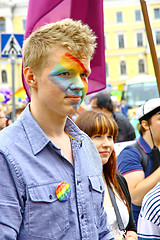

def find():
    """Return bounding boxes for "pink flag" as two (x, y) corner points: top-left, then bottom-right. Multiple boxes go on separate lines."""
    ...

(23, 0), (106, 100)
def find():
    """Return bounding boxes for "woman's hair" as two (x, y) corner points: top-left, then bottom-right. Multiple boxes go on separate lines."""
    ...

(75, 110), (118, 139)
(75, 110), (129, 210)
(23, 18), (97, 76)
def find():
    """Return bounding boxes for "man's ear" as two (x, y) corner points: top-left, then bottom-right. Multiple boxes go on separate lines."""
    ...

(23, 67), (37, 89)
(141, 120), (149, 130)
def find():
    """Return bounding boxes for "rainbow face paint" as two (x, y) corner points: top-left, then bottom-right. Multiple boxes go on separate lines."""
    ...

(47, 52), (89, 111)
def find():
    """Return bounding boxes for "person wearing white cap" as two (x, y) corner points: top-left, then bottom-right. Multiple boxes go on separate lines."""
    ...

(117, 98), (160, 226)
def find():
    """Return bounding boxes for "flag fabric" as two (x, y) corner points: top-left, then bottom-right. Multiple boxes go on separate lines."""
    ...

(22, 0), (106, 100)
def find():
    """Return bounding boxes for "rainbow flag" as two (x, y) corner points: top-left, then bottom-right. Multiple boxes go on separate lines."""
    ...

(22, 0), (106, 101)
(10, 87), (28, 104)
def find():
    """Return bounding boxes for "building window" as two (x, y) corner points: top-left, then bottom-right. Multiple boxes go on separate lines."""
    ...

(106, 63), (109, 77)
(118, 34), (125, 48)
(0, 17), (5, 32)
(116, 12), (123, 23)
(138, 59), (145, 73)
(1, 70), (7, 83)
(154, 8), (160, 19)
(158, 57), (160, 68)
(137, 33), (143, 47)
(104, 35), (107, 50)
(120, 61), (126, 75)
(135, 10), (141, 21)
(156, 31), (160, 45)
(103, 14), (106, 26)
(22, 19), (26, 31)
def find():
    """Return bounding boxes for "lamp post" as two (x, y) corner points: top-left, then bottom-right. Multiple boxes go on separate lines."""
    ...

(140, 0), (160, 96)
(9, 53), (16, 123)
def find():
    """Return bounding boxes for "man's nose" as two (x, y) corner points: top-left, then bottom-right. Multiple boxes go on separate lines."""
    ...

(70, 77), (85, 91)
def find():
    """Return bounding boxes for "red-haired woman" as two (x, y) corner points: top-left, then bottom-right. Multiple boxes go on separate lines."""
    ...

(75, 111), (137, 240)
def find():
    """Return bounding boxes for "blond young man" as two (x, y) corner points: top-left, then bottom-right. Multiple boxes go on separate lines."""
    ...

(0, 19), (114, 240)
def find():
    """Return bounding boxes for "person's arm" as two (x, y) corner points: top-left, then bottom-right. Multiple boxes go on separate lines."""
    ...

(98, 192), (115, 240)
(0, 153), (23, 239)
(99, 209), (115, 240)
(116, 173), (137, 239)
(124, 167), (160, 206)
(126, 201), (137, 232)
(117, 147), (160, 206)
(126, 231), (137, 240)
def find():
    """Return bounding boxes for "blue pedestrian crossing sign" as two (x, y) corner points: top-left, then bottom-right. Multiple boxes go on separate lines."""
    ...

(1, 34), (24, 58)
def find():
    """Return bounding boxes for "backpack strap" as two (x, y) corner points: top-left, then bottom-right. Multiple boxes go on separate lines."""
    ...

(130, 142), (149, 172)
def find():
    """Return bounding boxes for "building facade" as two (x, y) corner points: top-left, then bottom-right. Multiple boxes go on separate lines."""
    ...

(103, 0), (160, 93)
(0, 0), (160, 97)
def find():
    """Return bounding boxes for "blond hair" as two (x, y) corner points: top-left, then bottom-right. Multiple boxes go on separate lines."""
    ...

(22, 18), (97, 74)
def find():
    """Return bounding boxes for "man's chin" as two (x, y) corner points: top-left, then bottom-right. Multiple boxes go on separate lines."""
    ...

(67, 105), (79, 116)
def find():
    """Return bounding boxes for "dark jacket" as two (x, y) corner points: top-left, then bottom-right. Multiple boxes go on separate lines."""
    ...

(116, 172), (137, 233)
(113, 112), (136, 143)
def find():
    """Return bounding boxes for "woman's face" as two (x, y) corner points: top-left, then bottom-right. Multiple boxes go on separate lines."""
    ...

(91, 132), (114, 165)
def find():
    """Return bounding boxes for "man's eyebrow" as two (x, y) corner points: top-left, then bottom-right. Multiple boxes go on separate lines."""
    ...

(65, 52), (88, 74)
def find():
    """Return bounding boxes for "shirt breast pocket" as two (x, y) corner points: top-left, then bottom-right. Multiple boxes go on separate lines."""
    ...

(28, 183), (70, 239)
(89, 175), (104, 228)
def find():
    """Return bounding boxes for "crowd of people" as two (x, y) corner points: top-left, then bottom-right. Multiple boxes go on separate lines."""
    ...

(0, 18), (159, 240)
(0, 103), (26, 129)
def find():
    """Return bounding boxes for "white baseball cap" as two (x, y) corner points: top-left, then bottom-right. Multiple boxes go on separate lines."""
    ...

(136, 98), (160, 122)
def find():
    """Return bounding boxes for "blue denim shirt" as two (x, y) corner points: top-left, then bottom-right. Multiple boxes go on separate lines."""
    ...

(0, 105), (114, 240)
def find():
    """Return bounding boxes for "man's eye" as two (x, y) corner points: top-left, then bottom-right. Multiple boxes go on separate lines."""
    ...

(57, 72), (70, 77)
(81, 73), (88, 79)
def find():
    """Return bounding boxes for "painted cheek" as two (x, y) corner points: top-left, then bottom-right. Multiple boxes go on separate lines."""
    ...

(83, 79), (88, 94)
(80, 80), (87, 103)
(47, 65), (71, 93)
(60, 53), (89, 93)
(47, 53), (89, 97)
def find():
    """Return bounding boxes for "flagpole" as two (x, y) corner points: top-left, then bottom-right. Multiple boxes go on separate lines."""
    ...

(140, 0), (160, 95)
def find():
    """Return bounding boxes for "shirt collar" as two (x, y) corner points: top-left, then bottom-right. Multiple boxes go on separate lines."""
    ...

(138, 135), (152, 153)
(65, 117), (84, 141)
(20, 105), (83, 155)
(20, 104), (50, 155)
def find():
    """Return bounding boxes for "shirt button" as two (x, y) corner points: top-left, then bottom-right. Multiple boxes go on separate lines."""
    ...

(49, 194), (53, 199)
(77, 180), (80, 185)
(81, 214), (84, 219)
